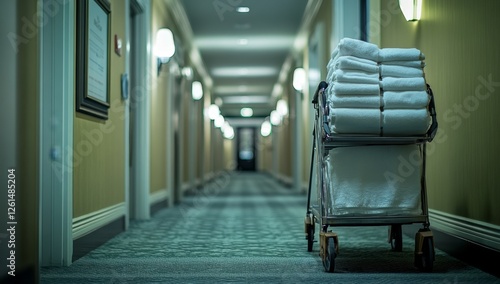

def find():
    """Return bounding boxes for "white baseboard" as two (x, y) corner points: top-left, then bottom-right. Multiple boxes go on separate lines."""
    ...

(72, 203), (126, 240)
(429, 209), (500, 251)
(150, 189), (168, 205)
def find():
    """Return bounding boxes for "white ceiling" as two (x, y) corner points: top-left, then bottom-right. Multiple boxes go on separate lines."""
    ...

(179, 0), (310, 120)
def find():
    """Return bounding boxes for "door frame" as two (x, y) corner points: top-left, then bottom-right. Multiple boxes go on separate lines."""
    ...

(39, 0), (74, 266)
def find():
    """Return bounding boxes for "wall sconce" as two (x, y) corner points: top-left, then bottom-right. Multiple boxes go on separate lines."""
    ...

(182, 66), (193, 80)
(192, 81), (203, 100)
(293, 67), (306, 92)
(154, 28), (175, 76)
(276, 99), (288, 117)
(222, 124), (234, 140)
(270, 110), (281, 126)
(260, 120), (272, 137)
(206, 104), (220, 120)
(399, 0), (422, 21)
(214, 114), (225, 128)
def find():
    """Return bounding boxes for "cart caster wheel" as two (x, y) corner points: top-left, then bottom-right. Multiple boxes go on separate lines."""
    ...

(307, 223), (315, 252)
(323, 238), (336, 272)
(390, 224), (403, 252)
(414, 229), (435, 272)
(416, 237), (434, 272)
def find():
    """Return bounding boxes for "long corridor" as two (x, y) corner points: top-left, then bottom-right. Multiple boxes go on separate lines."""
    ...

(41, 172), (499, 283)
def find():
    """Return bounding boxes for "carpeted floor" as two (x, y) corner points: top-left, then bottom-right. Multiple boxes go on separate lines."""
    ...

(41, 172), (499, 283)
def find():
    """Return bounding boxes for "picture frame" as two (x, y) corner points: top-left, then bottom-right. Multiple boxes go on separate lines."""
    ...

(76, 0), (111, 120)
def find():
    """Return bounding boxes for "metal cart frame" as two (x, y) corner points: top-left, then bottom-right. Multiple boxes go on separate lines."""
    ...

(305, 81), (438, 272)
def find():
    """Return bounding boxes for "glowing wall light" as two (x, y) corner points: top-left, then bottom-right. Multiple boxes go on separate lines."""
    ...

(222, 121), (234, 140)
(206, 104), (220, 120)
(260, 120), (272, 137)
(276, 99), (288, 117)
(192, 81), (203, 100)
(292, 67), (306, 91)
(215, 114), (225, 128)
(399, 0), (422, 21)
(270, 110), (281, 126)
(154, 28), (175, 76)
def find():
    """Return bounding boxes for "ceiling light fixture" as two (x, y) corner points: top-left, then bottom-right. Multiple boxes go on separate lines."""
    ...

(238, 39), (248, 45)
(236, 6), (250, 13)
(240, 108), (253, 117)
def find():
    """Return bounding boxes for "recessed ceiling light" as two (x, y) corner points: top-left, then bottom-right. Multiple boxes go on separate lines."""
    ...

(241, 108), (253, 117)
(236, 6), (250, 13)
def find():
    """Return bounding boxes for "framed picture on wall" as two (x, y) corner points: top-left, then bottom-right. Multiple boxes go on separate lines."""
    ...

(76, 0), (111, 120)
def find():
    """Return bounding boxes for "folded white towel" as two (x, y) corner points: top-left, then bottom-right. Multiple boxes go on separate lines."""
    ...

(380, 77), (426, 91)
(382, 91), (430, 109)
(332, 38), (380, 62)
(333, 69), (380, 84)
(329, 94), (381, 109)
(380, 65), (424, 78)
(333, 82), (381, 95)
(382, 109), (431, 136)
(329, 56), (379, 74)
(379, 48), (425, 62)
(330, 108), (381, 134)
(382, 60), (426, 68)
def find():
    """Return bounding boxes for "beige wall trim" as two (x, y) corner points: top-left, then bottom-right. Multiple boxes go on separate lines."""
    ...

(430, 209), (500, 251)
(150, 189), (169, 205)
(73, 203), (126, 240)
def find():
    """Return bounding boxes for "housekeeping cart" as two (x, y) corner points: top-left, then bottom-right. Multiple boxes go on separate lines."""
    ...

(304, 81), (438, 273)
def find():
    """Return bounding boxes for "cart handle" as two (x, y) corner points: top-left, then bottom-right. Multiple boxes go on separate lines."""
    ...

(312, 81), (328, 105)
(426, 84), (438, 142)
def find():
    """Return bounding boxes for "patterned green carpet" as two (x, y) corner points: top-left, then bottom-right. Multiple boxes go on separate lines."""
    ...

(41, 172), (499, 283)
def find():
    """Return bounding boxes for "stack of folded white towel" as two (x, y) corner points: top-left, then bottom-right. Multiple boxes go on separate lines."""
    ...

(326, 38), (431, 136)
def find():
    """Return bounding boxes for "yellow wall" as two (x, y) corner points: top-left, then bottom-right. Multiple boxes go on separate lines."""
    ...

(380, 0), (500, 225)
(223, 138), (235, 171)
(302, 0), (333, 187)
(182, 81), (191, 184)
(257, 135), (272, 172)
(204, 91), (213, 178)
(150, 1), (171, 194)
(73, 0), (126, 218)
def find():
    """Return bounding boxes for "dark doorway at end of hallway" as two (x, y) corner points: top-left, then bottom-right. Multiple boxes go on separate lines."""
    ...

(236, 127), (256, 171)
